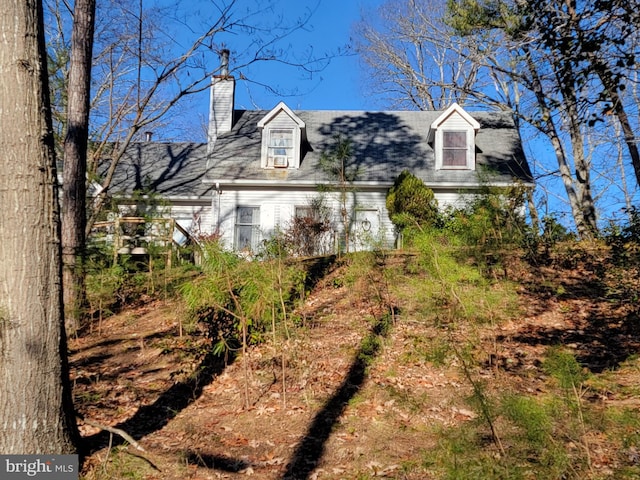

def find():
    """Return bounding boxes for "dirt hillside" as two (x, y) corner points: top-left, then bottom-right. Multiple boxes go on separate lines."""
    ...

(72, 247), (640, 479)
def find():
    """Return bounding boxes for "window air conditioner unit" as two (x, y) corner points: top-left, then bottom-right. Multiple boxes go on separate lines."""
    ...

(273, 156), (288, 168)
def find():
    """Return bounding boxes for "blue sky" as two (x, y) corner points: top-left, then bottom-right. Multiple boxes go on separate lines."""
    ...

(223, 0), (385, 111)
(167, 0), (387, 141)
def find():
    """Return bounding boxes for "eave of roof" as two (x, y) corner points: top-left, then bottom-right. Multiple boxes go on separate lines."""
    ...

(205, 178), (534, 189)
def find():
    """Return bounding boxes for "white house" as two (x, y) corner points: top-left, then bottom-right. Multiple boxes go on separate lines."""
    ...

(106, 52), (533, 254)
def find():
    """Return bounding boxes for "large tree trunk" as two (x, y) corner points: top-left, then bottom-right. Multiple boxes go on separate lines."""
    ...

(0, 0), (79, 454)
(62, 0), (96, 332)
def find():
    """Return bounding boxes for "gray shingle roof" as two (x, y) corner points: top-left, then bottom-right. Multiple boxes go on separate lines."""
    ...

(107, 142), (213, 199)
(206, 109), (533, 187)
(109, 109), (532, 199)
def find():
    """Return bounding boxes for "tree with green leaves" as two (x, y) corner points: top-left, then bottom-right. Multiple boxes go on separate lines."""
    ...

(509, 0), (640, 187)
(446, 0), (639, 235)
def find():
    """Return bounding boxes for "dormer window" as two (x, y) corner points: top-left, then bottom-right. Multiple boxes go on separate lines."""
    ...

(442, 130), (471, 169)
(429, 103), (480, 171)
(268, 129), (293, 168)
(258, 101), (306, 170)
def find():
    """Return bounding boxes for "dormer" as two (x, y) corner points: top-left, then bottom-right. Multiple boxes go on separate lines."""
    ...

(257, 102), (306, 169)
(428, 103), (480, 170)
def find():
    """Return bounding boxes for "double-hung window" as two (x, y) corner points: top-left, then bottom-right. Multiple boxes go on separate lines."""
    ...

(442, 131), (468, 168)
(235, 206), (260, 251)
(268, 129), (293, 167)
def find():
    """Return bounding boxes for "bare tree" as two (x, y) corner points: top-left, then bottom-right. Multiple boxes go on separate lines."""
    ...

(355, 0), (483, 110)
(0, 0), (79, 453)
(355, 0), (640, 236)
(520, 46), (598, 237)
(85, 0), (333, 232)
(44, 0), (333, 326)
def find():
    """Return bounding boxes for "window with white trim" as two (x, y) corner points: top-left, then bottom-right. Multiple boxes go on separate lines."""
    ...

(258, 103), (305, 169)
(442, 131), (468, 168)
(235, 206), (260, 251)
(430, 104), (479, 171)
(267, 129), (293, 168)
(435, 129), (475, 170)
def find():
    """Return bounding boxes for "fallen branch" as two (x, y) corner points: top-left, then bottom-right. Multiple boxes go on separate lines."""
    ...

(78, 417), (145, 452)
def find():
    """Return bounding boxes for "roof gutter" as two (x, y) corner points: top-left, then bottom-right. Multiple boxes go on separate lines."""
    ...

(203, 178), (534, 190)
(116, 195), (213, 206)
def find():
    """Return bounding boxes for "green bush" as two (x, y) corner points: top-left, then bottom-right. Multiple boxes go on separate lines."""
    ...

(442, 186), (528, 250)
(605, 206), (640, 266)
(386, 170), (439, 235)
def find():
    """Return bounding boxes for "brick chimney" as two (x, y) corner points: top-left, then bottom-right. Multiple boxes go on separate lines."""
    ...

(208, 49), (235, 153)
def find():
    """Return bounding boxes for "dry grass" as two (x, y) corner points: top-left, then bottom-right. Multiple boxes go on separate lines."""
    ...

(73, 246), (640, 479)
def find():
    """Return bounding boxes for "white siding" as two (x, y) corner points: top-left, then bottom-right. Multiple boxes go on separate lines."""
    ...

(268, 114), (298, 129)
(434, 192), (475, 210)
(213, 187), (398, 252)
(169, 205), (213, 237)
(209, 186), (483, 252)
(440, 111), (472, 130)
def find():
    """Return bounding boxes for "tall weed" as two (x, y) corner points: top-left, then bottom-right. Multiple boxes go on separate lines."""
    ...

(181, 241), (306, 356)
(409, 229), (518, 325)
